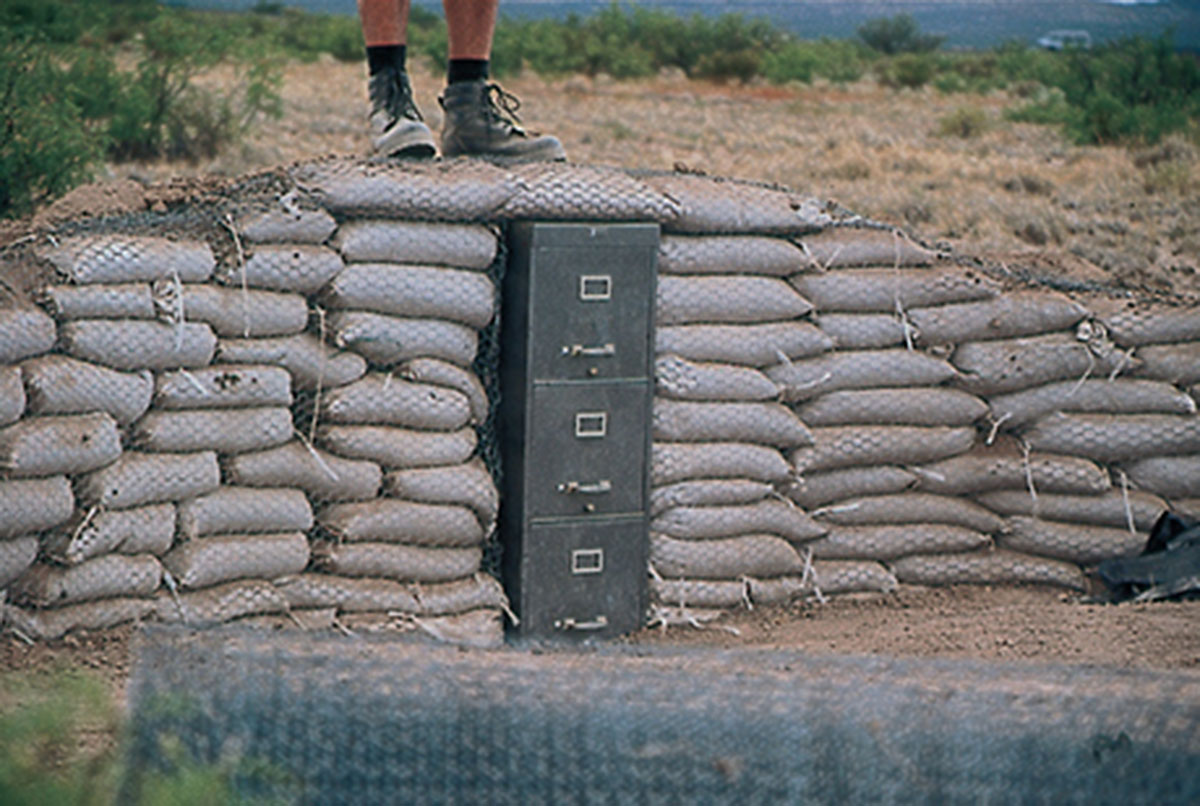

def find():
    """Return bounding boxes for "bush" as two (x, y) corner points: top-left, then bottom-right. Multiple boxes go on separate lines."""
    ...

(937, 106), (991, 138)
(858, 14), (944, 55)
(880, 53), (937, 90)
(763, 42), (819, 84)
(0, 37), (102, 218)
(695, 49), (762, 83)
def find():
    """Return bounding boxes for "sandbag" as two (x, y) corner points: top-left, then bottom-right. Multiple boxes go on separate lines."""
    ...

(155, 282), (309, 338)
(651, 578), (746, 609)
(0, 366), (23, 427)
(909, 291), (1088, 345)
(216, 244), (343, 293)
(237, 206), (337, 244)
(224, 441), (380, 502)
(653, 399), (812, 448)
(317, 499), (483, 546)
(817, 313), (912, 350)
(651, 441), (793, 485)
(745, 561), (900, 602)
(1089, 298), (1200, 347)
(809, 524), (990, 561)
(786, 466), (917, 509)
(275, 572), (505, 616)
(176, 486), (313, 539)
(39, 283), (155, 319)
(313, 541), (481, 582)
(953, 334), (1135, 396)
(316, 424), (477, 469)
(1000, 516), (1144, 565)
(397, 358), (488, 424)
(655, 355), (778, 401)
(329, 311), (478, 367)
(130, 407), (293, 454)
(1023, 413), (1200, 464)
(889, 549), (1086, 591)
(4, 597), (155, 641)
(989, 378), (1196, 430)
(76, 450), (220, 509)
(791, 267), (999, 313)
(796, 226), (935, 269)
(164, 532), (310, 590)
(796, 387), (987, 427)
(333, 220), (498, 268)
(976, 489), (1167, 532)
(657, 234), (807, 276)
(1121, 455), (1200, 499)
(0, 537), (38, 588)
(383, 458), (498, 527)
(0, 476), (74, 537)
(0, 413), (122, 478)
(641, 173), (829, 235)
(154, 364), (293, 410)
(0, 304), (57, 363)
(323, 264), (495, 329)
(1174, 499), (1200, 519)
(649, 479), (773, 517)
(9, 554), (161, 607)
(652, 500), (825, 542)
(60, 320), (216, 370)
(320, 373), (472, 431)
(21, 355), (152, 425)
(41, 234), (214, 284)
(791, 425), (975, 473)
(656, 322), (833, 366)
(44, 503), (176, 565)
(650, 533), (803, 579)
(767, 350), (958, 402)
(499, 161), (680, 222)
(1133, 342), (1200, 386)
(813, 493), (1005, 534)
(656, 275), (813, 325)
(216, 334), (366, 391)
(156, 579), (287, 624)
(910, 442), (1111, 496)
(297, 155), (517, 217)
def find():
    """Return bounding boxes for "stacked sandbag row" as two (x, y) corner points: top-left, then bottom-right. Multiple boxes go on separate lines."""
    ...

(645, 207), (909, 614)
(3, 236), (214, 638)
(272, 218), (507, 636)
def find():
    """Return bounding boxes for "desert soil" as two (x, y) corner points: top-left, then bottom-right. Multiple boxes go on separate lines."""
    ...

(4, 59), (1199, 697)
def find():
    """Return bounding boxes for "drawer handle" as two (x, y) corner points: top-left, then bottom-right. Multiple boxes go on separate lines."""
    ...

(563, 343), (615, 358)
(557, 479), (612, 495)
(554, 616), (608, 632)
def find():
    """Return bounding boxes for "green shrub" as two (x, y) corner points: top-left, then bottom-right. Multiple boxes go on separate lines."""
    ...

(695, 49), (762, 83)
(763, 42), (818, 84)
(880, 53), (936, 90)
(858, 14), (944, 55)
(938, 106), (991, 138)
(0, 37), (102, 219)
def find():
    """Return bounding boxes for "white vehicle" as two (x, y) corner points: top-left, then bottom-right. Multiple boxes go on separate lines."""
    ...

(1036, 30), (1093, 50)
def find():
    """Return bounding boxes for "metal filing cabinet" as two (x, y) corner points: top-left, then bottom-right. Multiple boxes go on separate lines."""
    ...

(499, 222), (658, 640)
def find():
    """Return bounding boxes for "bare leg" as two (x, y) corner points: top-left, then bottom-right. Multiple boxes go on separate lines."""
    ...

(443, 0), (498, 60)
(359, 0), (409, 47)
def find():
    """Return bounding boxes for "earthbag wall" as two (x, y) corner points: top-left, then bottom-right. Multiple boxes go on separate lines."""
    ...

(1, 158), (1198, 639)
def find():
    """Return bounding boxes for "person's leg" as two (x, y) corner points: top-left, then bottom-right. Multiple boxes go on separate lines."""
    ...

(359, 0), (435, 158)
(438, 0), (565, 160)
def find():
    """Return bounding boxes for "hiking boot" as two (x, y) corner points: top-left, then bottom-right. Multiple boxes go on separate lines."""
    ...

(439, 80), (566, 162)
(368, 67), (436, 158)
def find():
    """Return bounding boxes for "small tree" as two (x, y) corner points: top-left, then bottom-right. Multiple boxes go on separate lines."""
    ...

(858, 14), (944, 55)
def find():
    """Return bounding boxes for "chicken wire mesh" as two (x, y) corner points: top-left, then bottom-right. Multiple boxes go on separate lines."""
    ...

(121, 625), (1200, 804)
(2, 156), (1200, 641)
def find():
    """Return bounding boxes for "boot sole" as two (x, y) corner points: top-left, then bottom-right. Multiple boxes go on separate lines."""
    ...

(373, 127), (438, 160)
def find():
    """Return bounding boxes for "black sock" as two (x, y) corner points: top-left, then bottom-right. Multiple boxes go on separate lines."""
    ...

(367, 45), (406, 76)
(447, 59), (489, 85)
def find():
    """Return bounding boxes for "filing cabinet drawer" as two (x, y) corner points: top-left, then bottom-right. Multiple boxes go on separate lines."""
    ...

(523, 230), (657, 382)
(526, 382), (650, 518)
(517, 517), (648, 639)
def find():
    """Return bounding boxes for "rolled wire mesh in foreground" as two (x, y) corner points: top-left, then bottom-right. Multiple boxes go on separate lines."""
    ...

(124, 626), (1200, 805)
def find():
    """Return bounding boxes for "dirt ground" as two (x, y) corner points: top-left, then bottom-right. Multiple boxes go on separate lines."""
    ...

(3, 584), (1197, 713)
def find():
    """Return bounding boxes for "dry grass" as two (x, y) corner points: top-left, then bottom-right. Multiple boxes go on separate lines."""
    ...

(120, 57), (1200, 297)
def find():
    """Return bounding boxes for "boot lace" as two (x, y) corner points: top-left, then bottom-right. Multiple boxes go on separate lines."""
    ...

(483, 83), (526, 133)
(371, 68), (424, 123)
